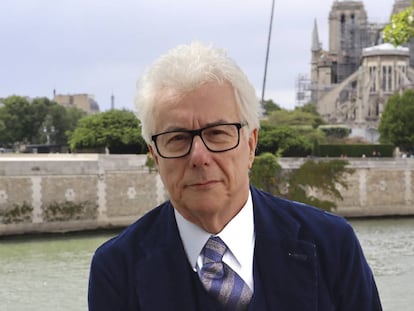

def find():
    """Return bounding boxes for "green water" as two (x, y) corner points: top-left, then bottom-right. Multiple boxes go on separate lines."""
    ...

(351, 218), (414, 311)
(1, 218), (413, 311)
(0, 231), (118, 311)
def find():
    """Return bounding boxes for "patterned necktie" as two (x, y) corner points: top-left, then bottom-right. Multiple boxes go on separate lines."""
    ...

(198, 236), (253, 310)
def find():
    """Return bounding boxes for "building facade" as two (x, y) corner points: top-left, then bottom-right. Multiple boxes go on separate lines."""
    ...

(53, 93), (100, 114)
(304, 0), (414, 141)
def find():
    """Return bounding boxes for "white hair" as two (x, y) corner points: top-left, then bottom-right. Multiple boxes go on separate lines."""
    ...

(135, 41), (261, 143)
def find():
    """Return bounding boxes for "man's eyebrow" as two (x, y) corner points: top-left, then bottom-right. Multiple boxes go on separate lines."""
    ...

(205, 120), (229, 127)
(162, 126), (188, 132)
(162, 120), (230, 132)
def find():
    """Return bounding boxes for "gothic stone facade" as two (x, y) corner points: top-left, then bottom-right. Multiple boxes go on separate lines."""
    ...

(309, 0), (414, 141)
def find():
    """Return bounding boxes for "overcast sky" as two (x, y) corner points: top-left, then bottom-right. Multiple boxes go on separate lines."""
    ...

(0, 0), (395, 112)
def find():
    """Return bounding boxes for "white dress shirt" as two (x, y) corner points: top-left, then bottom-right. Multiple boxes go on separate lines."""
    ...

(174, 191), (255, 291)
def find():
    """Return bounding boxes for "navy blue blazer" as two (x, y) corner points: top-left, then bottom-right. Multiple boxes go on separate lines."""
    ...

(88, 186), (382, 310)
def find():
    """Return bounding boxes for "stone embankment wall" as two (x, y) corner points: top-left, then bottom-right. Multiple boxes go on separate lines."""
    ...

(0, 154), (413, 236)
(280, 158), (414, 217)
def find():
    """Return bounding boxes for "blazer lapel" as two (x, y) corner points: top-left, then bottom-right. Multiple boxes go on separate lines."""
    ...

(133, 204), (200, 310)
(251, 188), (318, 310)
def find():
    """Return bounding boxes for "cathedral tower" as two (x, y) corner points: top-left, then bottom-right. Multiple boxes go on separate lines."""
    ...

(328, 1), (369, 83)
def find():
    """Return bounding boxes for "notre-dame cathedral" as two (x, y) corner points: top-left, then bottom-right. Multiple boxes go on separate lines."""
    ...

(299, 0), (413, 141)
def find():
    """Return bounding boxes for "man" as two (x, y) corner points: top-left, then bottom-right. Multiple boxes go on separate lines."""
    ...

(88, 42), (382, 310)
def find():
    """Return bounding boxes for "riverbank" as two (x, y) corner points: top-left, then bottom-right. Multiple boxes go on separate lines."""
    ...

(1, 154), (413, 236)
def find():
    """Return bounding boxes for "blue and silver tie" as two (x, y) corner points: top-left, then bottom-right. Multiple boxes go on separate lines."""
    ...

(198, 236), (252, 310)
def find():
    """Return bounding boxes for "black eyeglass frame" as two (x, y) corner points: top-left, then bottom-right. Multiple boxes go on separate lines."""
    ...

(151, 121), (248, 159)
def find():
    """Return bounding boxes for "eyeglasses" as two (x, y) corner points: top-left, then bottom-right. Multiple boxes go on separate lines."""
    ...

(151, 122), (248, 159)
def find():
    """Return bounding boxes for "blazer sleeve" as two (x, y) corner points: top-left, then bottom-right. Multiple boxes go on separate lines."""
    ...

(333, 223), (382, 310)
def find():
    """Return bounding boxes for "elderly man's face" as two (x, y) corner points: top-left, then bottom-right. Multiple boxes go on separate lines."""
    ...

(149, 81), (257, 233)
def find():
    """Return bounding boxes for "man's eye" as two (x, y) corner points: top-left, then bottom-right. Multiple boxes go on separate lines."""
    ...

(206, 129), (230, 137)
(172, 134), (187, 141)
(166, 133), (189, 144)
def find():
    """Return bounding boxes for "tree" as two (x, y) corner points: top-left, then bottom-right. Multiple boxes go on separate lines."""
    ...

(318, 125), (351, 139)
(294, 102), (319, 115)
(63, 107), (88, 141)
(0, 96), (85, 149)
(285, 159), (354, 211)
(250, 152), (282, 194)
(262, 99), (281, 116)
(257, 124), (312, 157)
(29, 97), (54, 144)
(250, 154), (354, 211)
(267, 109), (324, 129)
(383, 2), (414, 46)
(69, 109), (147, 154)
(0, 96), (33, 147)
(30, 97), (86, 145)
(378, 90), (414, 151)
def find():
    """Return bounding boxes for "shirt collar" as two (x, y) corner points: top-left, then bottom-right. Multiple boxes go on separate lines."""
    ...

(174, 190), (254, 270)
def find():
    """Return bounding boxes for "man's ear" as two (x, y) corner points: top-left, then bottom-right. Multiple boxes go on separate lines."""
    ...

(248, 128), (258, 169)
(148, 144), (159, 166)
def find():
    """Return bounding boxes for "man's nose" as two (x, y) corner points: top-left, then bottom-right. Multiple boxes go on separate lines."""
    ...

(189, 135), (210, 165)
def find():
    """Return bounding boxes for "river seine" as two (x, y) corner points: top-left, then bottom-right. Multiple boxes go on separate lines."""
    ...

(1, 217), (413, 310)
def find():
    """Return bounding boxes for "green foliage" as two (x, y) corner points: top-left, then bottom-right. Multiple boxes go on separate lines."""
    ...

(69, 109), (147, 154)
(257, 124), (312, 157)
(294, 103), (319, 115)
(31, 97), (86, 145)
(259, 102), (327, 157)
(267, 109), (324, 129)
(295, 103), (320, 117)
(0, 96), (32, 146)
(250, 156), (354, 211)
(262, 99), (281, 116)
(43, 201), (97, 222)
(250, 152), (282, 194)
(0, 202), (33, 224)
(383, 3), (414, 46)
(285, 160), (354, 211)
(318, 125), (351, 139)
(0, 96), (85, 148)
(379, 90), (414, 151)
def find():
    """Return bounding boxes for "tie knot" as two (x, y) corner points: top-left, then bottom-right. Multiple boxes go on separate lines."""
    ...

(199, 236), (253, 309)
(203, 236), (227, 263)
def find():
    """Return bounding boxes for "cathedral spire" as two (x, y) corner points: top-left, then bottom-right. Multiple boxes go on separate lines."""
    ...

(312, 19), (321, 52)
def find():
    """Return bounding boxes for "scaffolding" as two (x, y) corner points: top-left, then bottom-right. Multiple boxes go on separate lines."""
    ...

(295, 74), (312, 106)
(335, 14), (371, 84)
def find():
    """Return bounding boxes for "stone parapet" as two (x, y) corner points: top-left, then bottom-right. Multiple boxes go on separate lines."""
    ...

(0, 155), (413, 236)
